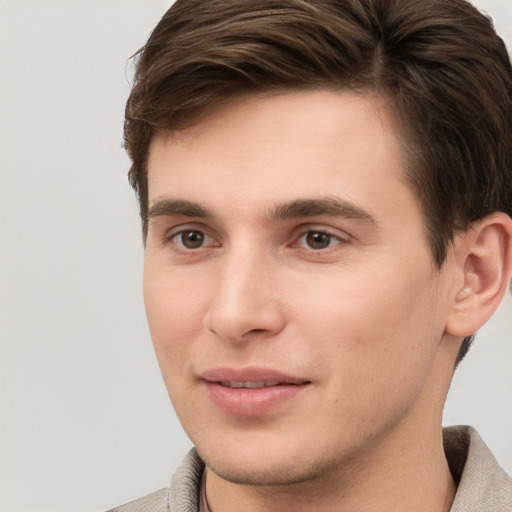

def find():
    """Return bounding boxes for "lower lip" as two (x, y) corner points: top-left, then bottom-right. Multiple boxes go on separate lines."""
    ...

(204, 382), (307, 416)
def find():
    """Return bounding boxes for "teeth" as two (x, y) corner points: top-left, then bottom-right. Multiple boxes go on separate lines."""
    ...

(221, 380), (283, 389)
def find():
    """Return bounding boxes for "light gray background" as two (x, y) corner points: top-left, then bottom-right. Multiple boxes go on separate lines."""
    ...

(0, 1), (511, 511)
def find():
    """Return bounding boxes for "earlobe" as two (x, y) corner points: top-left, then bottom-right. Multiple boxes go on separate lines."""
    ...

(446, 213), (512, 338)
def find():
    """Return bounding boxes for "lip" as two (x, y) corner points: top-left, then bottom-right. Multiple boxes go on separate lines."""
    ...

(200, 366), (311, 416)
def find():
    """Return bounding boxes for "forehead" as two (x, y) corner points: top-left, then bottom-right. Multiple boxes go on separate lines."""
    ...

(146, 89), (414, 219)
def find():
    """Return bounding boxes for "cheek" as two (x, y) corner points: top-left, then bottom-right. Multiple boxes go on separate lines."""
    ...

(290, 263), (442, 382)
(143, 264), (211, 365)
(289, 275), (441, 442)
(143, 271), (211, 418)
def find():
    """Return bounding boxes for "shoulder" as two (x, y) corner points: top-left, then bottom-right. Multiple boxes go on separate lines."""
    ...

(445, 425), (512, 511)
(106, 448), (205, 512)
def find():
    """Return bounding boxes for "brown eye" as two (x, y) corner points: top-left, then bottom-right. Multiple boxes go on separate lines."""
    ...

(295, 230), (344, 250)
(305, 231), (333, 249)
(177, 230), (207, 249)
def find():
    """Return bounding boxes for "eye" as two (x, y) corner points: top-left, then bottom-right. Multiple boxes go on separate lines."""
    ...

(172, 229), (212, 250)
(296, 230), (343, 250)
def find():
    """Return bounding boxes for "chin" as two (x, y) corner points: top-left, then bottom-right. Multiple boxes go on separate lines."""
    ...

(202, 451), (328, 487)
(194, 432), (344, 487)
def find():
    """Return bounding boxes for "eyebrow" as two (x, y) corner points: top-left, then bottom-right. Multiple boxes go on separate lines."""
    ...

(148, 196), (378, 226)
(148, 199), (213, 220)
(271, 197), (378, 226)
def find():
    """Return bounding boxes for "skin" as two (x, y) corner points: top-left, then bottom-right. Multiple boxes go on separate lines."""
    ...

(144, 90), (465, 511)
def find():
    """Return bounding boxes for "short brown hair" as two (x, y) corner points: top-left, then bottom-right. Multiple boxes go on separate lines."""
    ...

(124, 0), (512, 362)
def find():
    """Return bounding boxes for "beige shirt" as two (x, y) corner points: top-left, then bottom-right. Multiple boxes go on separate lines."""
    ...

(108, 426), (512, 512)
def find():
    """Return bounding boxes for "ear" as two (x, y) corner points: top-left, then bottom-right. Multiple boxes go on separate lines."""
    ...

(446, 213), (512, 338)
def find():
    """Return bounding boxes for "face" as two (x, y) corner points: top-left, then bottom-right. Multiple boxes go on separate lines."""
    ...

(144, 90), (453, 485)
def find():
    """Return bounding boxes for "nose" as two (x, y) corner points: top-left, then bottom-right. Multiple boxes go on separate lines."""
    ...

(203, 248), (286, 344)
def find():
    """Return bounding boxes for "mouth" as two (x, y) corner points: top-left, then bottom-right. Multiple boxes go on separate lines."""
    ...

(200, 367), (311, 416)
(217, 380), (304, 389)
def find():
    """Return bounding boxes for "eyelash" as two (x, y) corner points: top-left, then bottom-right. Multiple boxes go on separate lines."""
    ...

(292, 229), (347, 251)
(167, 228), (217, 250)
(165, 225), (349, 254)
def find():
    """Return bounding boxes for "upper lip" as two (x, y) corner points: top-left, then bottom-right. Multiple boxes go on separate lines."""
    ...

(200, 366), (310, 385)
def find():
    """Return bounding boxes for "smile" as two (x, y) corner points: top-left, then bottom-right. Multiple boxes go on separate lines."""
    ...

(219, 380), (296, 388)
(201, 367), (310, 416)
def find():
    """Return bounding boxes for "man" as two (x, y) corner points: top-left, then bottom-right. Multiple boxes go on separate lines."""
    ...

(111, 0), (512, 510)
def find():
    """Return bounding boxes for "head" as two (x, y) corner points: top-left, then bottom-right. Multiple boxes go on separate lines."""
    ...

(125, 0), (512, 365)
(124, 0), (512, 489)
